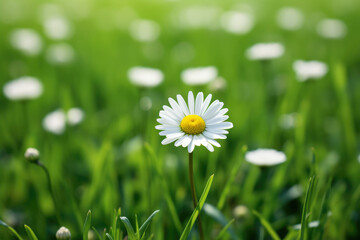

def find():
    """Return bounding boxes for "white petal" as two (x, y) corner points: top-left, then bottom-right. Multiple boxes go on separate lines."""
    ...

(155, 125), (179, 130)
(159, 114), (180, 125)
(200, 94), (212, 116)
(188, 91), (195, 114)
(160, 110), (179, 122)
(159, 129), (181, 136)
(187, 136), (195, 153)
(203, 101), (224, 120)
(206, 128), (229, 134)
(193, 135), (202, 146)
(194, 92), (204, 115)
(168, 98), (185, 119)
(205, 142), (214, 152)
(205, 137), (221, 147)
(203, 131), (227, 139)
(206, 115), (229, 125)
(161, 137), (179, 145)
(207, 122), (233, 129)
(181, 135), (192, 147)
(175, 135), (187, 147)
(163, 105), (183, 120)
(219, 108), (229, 116)
(202, 100), (219, 119)
(157, 118), (178, 126)
(177, 94), (190, 115)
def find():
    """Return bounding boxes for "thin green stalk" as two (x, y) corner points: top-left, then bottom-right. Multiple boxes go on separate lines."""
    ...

(188, 152), (205, 240)
(35, 161), (61, 224)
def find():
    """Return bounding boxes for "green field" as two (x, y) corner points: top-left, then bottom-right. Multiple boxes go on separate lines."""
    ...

(1, 0), (360, 239)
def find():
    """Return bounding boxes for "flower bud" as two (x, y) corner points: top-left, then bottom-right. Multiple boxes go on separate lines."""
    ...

(233, 205), (249, 219)
(24, 148), (40, 163)
(56, 226), (71, 240)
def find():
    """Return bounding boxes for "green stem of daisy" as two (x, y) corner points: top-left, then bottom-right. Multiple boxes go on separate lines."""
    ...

(35, 161), (61, 224)
(188, 152), (205, 240)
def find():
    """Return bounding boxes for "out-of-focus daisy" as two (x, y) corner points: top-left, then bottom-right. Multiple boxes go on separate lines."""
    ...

(293, 60), (328, 82)
(317, 19), (347, 39)
(43, 15), (72, 40)
(156, 91), (233, 153)
(276, 7), (304, 31)
(43, 109), (66, 135)
(3, 76), (43, 100)
(46, 43), (75, 65)
(129, 19), (160, 42)
(293, 220), (320, 230)
(128, 67), (164, 87)
(220, 11), (254, 35)
(209, 76), (227, 92)
(246, 43), (285, 60)
(67, 108), (84, 126)
(9, 29), (42, 56)
(175, 6), (221, 30)
(279, 113), (297, 129)
(181, 66), (218, 86)
(245, 148), (286, 166)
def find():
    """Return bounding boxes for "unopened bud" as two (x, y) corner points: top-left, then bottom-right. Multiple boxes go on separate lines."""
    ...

(56, 226), (71, 240)
(24, 148), (40, 163)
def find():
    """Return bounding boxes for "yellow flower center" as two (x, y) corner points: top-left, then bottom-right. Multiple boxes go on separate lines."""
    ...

(180, 115), (206, 135)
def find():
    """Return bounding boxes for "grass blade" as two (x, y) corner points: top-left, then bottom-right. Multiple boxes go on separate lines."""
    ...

(139, 210), (160, 238)
(120, 216), (136, 240)
(24, 225), (39, 240)
(0, 220), (23, 240)
(215, 219), (235, 240)
(179, 174), (214, 240)
(106, 233), (114, 240)
(252, 210), (280, 240)
(299, 175), (317, 240)
(83, 210), (92, 240)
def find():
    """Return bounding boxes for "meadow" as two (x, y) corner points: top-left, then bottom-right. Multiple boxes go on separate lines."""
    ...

(0, 0), (360, 239)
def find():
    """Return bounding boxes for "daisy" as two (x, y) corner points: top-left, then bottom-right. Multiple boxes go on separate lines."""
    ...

(181, 66), (218, 86)
(293, 60), (328, 82)
(245, 148), (286, 166)
(9, 29), (43, 56)
(129, 19), (160, 42)
(276, 7), (304, 31)
(220, 11), (254, 35)
(42, 109), (66, 135)
(246, 42), (285, 61)
(156, 91), (233, 153)
(317, 19), (347, 39)
(46, 43), (75, 65)
(128, 67), (164, 87)
(3, 76), (43, 100)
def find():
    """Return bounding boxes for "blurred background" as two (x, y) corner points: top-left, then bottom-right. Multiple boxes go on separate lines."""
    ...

(1, 0), (360, 239)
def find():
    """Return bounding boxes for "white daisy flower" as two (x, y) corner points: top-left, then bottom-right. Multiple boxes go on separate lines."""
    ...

(9, 29), (43, 56)
(293, 60), (328, 82)
(43, 15), (72, 40)
(246, 42), (285, 60)
(317, 19), (347, 39)
(42, 109), (66, 135)
(181, 66), (218, 86)
(220, 11), (254, 35)
(46, 43), (75, 65)
(3, 76), (43, 100)
(245, 148), (286, 166)
(276, 7), (304, 31)
(156, 91), (233, 153)
(67, 108), (85, 126)
(128, 67), (164, 87)
(129, 19), (160, 42)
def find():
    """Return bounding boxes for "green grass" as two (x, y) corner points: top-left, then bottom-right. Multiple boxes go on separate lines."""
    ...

(1, 0), (360, 239)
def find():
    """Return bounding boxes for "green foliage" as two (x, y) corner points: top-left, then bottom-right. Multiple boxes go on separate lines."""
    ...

(24, 225), (39, 240)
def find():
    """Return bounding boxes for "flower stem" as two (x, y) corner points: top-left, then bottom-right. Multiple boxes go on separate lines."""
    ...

(188, 152), (205, 240)
(36, 161), (61, 224)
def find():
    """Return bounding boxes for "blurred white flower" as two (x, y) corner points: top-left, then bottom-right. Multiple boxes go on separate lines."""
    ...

(128, 67), (164, 87)
(43, 109), (66, 135)
(293, 60), (328, 82)
(43, 15), (72, 40)
(209, 76), (227, 91)
(181, 66), (218, 86)
(221, 11), (254, 35)
(3, 76), (43, 100)
(46, 43), (75, 65)
(233, 205), (249, 218)
(276, 7), (304, 31)
(176, 6), (221, 30)
(246, 43), (285, 60)
(293, 220), (320, 230)
(67, 108), (84, 126)
(245, 148), (286, 166)
(9, 29), (42, 56)
(279, 113), (297, 129)
(129, 19), (160, 42)
(317, 19), (347, 39)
